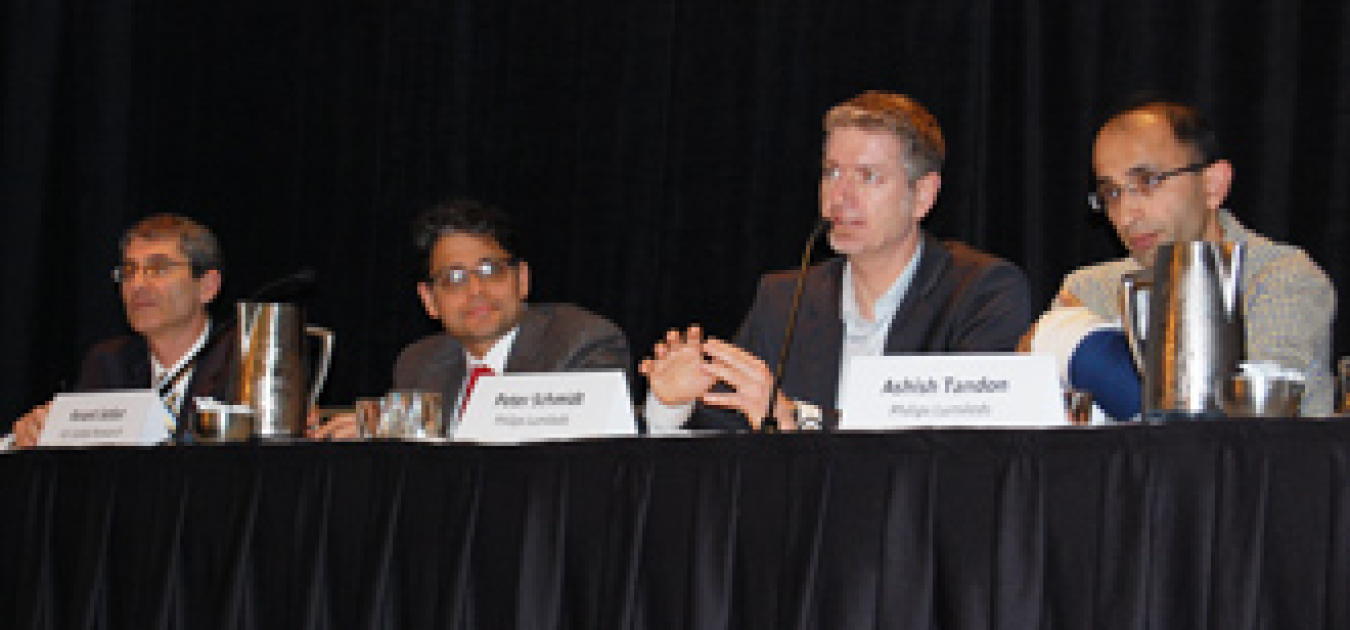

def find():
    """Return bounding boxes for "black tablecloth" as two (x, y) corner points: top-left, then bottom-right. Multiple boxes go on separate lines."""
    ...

(3, 420), (1350, 629)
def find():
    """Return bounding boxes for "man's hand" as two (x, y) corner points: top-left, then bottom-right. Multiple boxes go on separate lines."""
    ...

(640, 325), (717, 406)
(1052, 290), (1084, 309)
(699, 338), (795, 430)
(306, 410), (364, 440)
(1018, 290), (1085, 352)
(13, 402), (51, 449)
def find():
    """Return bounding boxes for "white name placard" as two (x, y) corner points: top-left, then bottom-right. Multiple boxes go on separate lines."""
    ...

(840, 354), (1067, 429)
(455, 371), (637, 442)
(39, 390), (173, 447)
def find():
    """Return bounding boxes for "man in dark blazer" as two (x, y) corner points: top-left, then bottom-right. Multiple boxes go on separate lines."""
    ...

(310, 199), (630, 438)
(643, 92), (1031, 431)
(9, 214), (234, 448)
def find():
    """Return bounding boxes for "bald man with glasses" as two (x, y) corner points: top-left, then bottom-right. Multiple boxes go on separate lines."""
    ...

(1025, 100), (1337, 418)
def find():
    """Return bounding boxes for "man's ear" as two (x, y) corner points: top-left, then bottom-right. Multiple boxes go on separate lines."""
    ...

(416, 282), (441, 321)
(1202, 159), (1233, 210)
(515, 260), (530, 300)
(913, 172), (942, 222)
(197, 269), (222, 305)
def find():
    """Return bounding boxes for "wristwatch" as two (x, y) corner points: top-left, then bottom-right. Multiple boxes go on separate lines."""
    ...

(793, 400), (824, 431)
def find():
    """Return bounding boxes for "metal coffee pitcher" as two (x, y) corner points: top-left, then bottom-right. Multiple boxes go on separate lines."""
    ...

(235, 301), (335, 437)
(1120, 241), (1245, 418)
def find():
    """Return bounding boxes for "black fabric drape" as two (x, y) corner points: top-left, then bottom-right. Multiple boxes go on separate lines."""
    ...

(4, 422), (1350, 629)
(2, 0), (1348, 422)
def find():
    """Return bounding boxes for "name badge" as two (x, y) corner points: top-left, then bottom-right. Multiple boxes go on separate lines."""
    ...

(840, 354), (1066, 429)
(456, 371), (636, 442)
(39, 390), (173, 447)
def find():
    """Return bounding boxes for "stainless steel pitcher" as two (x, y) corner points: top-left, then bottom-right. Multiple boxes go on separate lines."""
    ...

(236, 301), (334, 437)
(1120, 241), (1245, 417)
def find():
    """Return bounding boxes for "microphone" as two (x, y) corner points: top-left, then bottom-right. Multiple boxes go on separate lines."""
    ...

(249, 268), (316, 302)
(760, 218), (831, 432)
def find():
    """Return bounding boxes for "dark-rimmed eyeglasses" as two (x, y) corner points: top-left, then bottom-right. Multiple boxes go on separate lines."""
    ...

(1088, 161), (1212, 212)
(111, 260), (192, 283)
(428, 258), (518, 290)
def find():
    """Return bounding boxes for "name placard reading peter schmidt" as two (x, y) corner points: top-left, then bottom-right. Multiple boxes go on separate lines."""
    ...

(491, 391), (586, 427)
(841, 354), (1066, 429)
(457, 371), (636, 442)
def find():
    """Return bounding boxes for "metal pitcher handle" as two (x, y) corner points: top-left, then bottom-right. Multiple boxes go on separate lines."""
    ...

(1119, 272), (1150, 372)
(305, 325), (335, 410)
(1220, 242), (1245, 317)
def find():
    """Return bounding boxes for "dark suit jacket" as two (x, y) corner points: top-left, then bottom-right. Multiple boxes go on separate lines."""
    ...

(75, 327), (239, 426)
(393, 303), (632, 404)
(688, 233), (1033, 431)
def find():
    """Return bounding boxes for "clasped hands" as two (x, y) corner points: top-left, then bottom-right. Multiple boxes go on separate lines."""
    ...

(639, 325), (796, 430)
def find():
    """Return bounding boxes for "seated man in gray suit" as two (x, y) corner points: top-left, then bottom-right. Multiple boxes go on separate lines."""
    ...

(643, 91), (1032, 432)
(310, 199), (631, 438)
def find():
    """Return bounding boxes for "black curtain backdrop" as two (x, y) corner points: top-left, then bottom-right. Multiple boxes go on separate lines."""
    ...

(2, 0), (1348, 424)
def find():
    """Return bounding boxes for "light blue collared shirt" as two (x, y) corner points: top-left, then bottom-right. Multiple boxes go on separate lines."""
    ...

(836, 239), (923, 409)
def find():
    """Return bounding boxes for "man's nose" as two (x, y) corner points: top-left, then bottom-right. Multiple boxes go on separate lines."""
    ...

(463, 272), (489, 295)
(123, 270), (153, 290)
(1112, 190), (1147, 228)
(823, 178), (853, 210)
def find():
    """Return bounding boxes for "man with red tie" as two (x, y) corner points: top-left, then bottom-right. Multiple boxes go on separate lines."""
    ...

(310, 199), (630, 438)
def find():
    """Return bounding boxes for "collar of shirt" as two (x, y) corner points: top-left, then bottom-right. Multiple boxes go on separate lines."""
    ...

(455, 326), (520, 414)
(463, 325), (521, 374)
(150, 321), (211, 388)
(837, 240), (923, 410)
(150, 320), (211, 418)
(840, 238), (924, 343)
(1216, 208), (1251, 242)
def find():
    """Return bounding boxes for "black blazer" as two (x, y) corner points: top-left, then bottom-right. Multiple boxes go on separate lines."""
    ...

(75, 327), (239, 424)
(393, 303), (632, 403)
(689, 233), (1033, 431)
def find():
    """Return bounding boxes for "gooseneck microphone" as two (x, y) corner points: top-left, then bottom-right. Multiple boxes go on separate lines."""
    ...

(760, 219), (831, 432)
(249, 268), (317, 302)
(157, 268), (316, 438)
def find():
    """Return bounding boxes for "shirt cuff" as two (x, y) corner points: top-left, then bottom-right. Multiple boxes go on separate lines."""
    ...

(643, 391), (696, 432)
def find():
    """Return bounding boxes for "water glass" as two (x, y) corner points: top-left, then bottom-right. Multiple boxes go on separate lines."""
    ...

(373, 391), (445, 439)
(1064, 389), (1094, 425)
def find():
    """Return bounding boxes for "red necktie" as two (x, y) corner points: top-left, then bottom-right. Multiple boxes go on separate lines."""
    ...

(461, 365), (496, 414)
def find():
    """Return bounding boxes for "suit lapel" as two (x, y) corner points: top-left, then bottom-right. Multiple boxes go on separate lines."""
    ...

(785, 259), (846, 409)
(186, 330), (237, 404)
(884, 233), (949, 353)
(503, 306), (548, 373)
(124, 337), (153, 389)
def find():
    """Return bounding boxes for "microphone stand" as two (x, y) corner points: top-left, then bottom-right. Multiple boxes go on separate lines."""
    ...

(760, 219), (830, 433)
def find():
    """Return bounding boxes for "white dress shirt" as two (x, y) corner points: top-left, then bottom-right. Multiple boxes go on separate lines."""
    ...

(453, 326), (520, 412)
(151, 321), (212, 427)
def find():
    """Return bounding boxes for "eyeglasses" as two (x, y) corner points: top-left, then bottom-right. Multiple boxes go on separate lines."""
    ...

(111, 260), (192, 283)
(822, 164), (902, 187)
(1088, 161), (1212, 212)
(428, 258), (518, 290)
